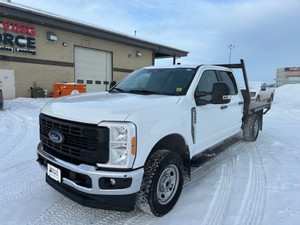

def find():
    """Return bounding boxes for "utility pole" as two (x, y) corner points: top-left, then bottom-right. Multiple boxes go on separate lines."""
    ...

(228, 44), (235, 64)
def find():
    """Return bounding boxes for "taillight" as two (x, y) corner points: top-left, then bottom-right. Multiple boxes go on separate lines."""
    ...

(0, 89), (2, 93)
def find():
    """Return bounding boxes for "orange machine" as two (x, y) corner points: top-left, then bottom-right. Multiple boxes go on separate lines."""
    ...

(53, 83), (86, 98)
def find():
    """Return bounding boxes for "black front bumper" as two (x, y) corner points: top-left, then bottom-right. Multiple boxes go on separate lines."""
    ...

(46, 175), (137, 212)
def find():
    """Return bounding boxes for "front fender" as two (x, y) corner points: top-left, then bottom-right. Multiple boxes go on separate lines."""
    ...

(127, 106), (193, 168)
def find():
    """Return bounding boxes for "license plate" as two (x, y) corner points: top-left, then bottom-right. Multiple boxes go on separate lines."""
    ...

(47, 163), (61, 183)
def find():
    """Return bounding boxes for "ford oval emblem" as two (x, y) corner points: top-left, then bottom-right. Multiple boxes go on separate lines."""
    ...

(48, 130), (64, 144)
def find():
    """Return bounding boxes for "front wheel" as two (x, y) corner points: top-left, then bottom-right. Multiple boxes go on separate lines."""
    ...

(136, 150), (184, 217)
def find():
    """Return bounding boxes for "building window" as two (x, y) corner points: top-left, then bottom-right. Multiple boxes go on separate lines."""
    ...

(287, 76), (300, 84)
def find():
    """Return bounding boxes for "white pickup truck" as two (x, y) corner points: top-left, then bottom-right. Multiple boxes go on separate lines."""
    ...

(248, 82), (275, 102)
(37, 59), (271, 216)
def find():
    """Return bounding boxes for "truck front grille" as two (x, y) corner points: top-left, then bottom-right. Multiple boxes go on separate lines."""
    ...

(39, 114), (109, 165)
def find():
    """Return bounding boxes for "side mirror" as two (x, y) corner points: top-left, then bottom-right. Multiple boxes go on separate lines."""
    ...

(211, 83), (231, 104)
(109, 81), (117, 89)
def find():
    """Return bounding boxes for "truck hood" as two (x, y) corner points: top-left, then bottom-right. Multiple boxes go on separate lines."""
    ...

(41, 92), (180, 124)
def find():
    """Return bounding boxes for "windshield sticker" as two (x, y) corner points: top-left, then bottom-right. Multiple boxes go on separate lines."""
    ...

(176, 87), (183, 92)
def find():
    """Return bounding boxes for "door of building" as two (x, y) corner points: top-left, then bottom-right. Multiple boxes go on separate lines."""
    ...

(74, 46), (112, 92)
(0, 69), (15, 99)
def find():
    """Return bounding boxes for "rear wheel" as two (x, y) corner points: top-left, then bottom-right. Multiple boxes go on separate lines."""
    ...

(243, 114), (260, 141)
(268, 94), (274, 102)
(255, 95), (260, 102)
(136, 150), (184, 217)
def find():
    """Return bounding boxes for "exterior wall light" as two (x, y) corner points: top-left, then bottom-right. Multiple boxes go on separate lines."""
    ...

(47, 32), (57, 42)
(136, 51), (142, 57)
(62, 42), (68, 47)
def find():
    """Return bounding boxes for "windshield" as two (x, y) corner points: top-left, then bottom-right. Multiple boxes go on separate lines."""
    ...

(111, 68), (197, 95)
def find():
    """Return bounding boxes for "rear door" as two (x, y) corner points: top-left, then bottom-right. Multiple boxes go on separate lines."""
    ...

(217, 70), (243, 133)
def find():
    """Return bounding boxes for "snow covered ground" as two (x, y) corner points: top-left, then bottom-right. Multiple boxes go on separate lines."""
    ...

(0, 84), (300, 225)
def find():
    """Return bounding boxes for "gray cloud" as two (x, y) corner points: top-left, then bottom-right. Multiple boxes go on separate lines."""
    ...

(13, 0), (300, 82)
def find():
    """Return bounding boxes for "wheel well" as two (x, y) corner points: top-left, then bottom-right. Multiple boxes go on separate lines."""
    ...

(148, 134), (191, 179)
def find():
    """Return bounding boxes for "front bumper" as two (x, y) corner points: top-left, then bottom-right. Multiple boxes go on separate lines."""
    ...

(37, 143), (144, 211)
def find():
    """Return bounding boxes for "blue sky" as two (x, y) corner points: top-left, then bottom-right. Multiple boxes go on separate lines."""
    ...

(12, 0), (300, 83)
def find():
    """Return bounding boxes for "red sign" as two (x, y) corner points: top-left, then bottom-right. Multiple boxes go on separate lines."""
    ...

(285, 67), (300, 72)
(0, 19), (35, 36)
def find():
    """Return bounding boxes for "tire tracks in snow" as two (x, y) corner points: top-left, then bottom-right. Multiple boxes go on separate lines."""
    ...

(0, 159), (35, 179)
(0, 111), (21, 158)
(201, 156), (237, 225)
(0, 110), (37, 165)
(233, 142), (266, 225)
(188, 138), (266, 225)
(28, 197), (158, 225)
(0, 170), (49, 203)
(0, 110), (15, 146)
(184, 137), (243, 225)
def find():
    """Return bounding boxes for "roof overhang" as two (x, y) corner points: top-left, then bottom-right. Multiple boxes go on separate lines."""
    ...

(0, 2), (188, 59)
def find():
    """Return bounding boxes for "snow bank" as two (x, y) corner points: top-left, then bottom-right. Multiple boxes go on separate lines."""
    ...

(273, 84), (300, 110)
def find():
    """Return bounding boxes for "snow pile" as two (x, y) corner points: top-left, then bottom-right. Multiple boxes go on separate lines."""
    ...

(273, 84), (300, 110)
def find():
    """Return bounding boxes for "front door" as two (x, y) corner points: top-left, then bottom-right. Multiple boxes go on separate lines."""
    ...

(194, 70), (242, 155)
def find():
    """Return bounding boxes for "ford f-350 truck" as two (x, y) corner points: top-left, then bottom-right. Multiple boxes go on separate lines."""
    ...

(248, 81), (275, 102)
(37, 59), (271, 216)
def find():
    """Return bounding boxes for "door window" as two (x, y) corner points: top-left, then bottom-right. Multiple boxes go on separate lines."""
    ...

(196, 70), (218, 101)
(218, 71), (238, 95)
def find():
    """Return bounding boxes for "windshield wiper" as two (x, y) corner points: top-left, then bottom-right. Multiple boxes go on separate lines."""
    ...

(109, 87), (126, 93)
(129, 90), (159, 95)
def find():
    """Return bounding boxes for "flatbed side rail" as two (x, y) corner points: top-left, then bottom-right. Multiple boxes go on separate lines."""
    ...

(249, 101), (271, 114)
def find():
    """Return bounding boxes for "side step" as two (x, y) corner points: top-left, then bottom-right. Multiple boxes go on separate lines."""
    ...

(184, 136), (245, 187)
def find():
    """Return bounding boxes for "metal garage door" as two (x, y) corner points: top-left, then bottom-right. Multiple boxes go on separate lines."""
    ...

(74, 46), (112, 92)
(0, 69), (15, 100)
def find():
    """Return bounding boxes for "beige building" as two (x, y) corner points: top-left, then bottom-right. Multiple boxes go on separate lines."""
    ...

(0, 2), (188, 99)
(276, 67), (300, 87)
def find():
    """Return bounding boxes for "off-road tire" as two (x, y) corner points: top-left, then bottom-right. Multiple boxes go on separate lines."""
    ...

(243, 114), (260, 142)
(136, 150), (184, 217)
(268, 94), (274, 102)
(255, 95), (260, 102)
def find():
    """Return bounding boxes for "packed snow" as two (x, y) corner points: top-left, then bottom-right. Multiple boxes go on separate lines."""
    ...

(0, 84), (300, 225)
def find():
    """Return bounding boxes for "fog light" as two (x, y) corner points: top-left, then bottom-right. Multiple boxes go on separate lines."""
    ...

(99, 177), (132, 189)
(110, 178), (116, 186)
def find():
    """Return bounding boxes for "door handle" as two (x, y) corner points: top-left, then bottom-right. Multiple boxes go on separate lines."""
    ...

(220, 105), (228, 110)
(238, 101), (244, 105)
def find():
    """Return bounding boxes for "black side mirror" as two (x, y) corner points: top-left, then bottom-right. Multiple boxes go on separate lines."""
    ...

(109, 81), (117, 89)
(211, 83), (231, 104)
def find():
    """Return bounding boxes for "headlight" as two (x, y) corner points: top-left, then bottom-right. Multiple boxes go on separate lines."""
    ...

(97, 122), (136, 168)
